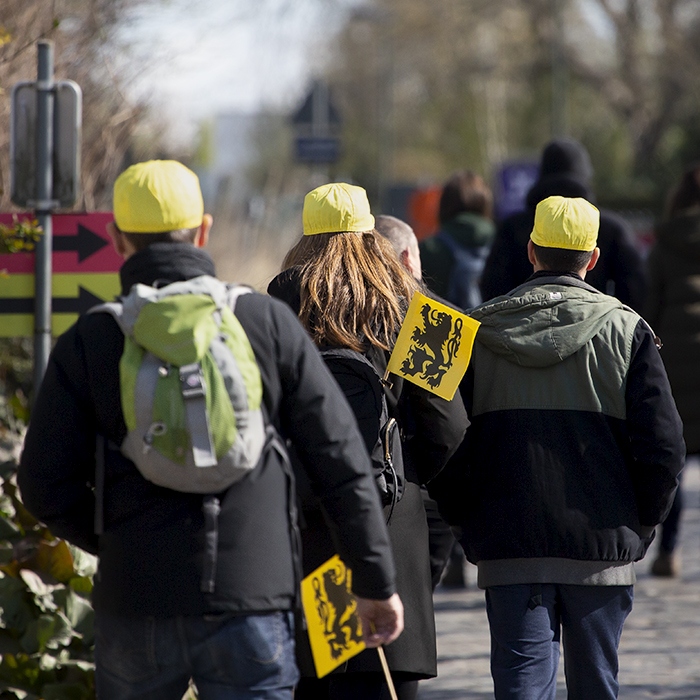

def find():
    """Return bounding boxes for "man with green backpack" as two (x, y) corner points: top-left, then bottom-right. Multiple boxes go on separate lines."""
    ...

(19, 160), (403, 699)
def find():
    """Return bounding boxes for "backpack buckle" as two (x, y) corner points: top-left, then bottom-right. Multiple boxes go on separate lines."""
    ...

(180, 364), (206, 399)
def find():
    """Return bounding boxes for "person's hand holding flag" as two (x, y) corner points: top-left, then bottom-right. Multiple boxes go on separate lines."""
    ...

(355, 592), (404, 647)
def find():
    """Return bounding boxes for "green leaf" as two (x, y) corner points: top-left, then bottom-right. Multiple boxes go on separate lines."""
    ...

(0, 629), (24, 655)
(66, 547), (97, 579)
(0, 493), (17, 519)
(0, 546), (15, 565)
(36, 541), (75, 583)
(20, 612), (74, 654)
(0, 515), (20, 540)
(0, 574), (36, 631)
(19, 569), (58, 598)
(52, 588), (93, 640)
(42, 683), (92, 700)
(68, 576), (93, 596)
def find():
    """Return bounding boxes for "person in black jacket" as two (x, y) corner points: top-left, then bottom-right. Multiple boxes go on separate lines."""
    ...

(18, 161), (403, 700)
(433, 196), (684, 700)
(375, 214), (463, 591)
(480, 138), (647, 310)
(645, 163), (700, 577)
(268, 184), (468, 700)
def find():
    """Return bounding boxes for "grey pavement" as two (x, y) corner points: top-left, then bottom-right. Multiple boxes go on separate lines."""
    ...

(418, 460), (700, 700)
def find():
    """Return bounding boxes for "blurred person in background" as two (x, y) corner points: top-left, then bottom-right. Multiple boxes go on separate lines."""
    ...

(419, 171), (495, 588)
(375, 214), (460, 591)
(374, 214), (422, 282)
(644, 164), (700, 576)
(481, 138), (647, 311)
(419, 170), (496, 310)
(268, 185), (468, 700)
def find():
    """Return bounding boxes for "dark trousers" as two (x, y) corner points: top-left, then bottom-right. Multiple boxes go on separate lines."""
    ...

(485, 583), (633, 700)
(659, 471), (683, 553)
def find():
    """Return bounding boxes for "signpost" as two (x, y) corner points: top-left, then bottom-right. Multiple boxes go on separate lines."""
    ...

(0, 213), (121, 338)
(9, 40), (83, 392)
(292, 81), (342, 166)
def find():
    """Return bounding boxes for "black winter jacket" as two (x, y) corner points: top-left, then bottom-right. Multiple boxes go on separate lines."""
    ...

(268, 266), (468, 679)
(19, 243), (396, 617)
(645, 211), (700, 454)
(481, 162), (647, 311)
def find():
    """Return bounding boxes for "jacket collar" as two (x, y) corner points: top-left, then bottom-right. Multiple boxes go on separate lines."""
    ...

(119, 243), (216, 295)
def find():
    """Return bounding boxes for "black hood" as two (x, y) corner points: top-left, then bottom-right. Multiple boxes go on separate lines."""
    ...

(267, 266), (302, 315)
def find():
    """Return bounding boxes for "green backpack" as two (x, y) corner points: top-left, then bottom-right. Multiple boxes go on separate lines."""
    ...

(93, 275), (266, 494)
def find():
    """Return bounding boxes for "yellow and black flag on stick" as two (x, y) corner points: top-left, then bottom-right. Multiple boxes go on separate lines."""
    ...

(301, 555), (366, 678)
(387, 291), (480, 400)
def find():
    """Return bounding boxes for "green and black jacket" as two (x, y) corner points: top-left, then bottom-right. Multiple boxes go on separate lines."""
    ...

(433, 272), (684, 588)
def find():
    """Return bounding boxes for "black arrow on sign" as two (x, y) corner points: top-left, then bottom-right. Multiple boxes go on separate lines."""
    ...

(0, 287), (105, 315)
(53, 224), (109, 262)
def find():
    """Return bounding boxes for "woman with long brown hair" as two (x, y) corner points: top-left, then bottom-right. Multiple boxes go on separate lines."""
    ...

(268, 183), (468, 700)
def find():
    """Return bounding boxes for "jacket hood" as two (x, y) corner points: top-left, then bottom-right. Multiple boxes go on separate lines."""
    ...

(471, 277), (625, 368)
(654, 211), (700, 262)
(441, 212), (496, 248)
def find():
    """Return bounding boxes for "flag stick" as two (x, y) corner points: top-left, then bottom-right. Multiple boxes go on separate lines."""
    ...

(376, 646), (398, 700)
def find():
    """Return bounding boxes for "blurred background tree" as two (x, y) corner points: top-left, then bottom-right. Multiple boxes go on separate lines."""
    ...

(319, 0), (700, 212)
(0, 0), (168, 213)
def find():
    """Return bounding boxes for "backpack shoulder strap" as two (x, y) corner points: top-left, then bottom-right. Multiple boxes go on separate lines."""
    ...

(436, 229), (460, 254)
(88, 300), (130, 336)
(224, 283), (254, 314)
(319, 348), (389, 423)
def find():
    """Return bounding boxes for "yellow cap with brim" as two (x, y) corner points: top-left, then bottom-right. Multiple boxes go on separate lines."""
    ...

(113, 160), (204, 233)
(303, 182), (375, 236)
(531, 195), (599, 251)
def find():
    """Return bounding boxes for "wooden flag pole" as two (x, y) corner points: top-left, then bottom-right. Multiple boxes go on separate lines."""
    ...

(369, 621), (397, 700)
(376, 646), (398, 700)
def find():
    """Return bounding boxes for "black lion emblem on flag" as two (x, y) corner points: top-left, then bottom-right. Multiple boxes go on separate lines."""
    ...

(313, 565), (363, 659)
(400, 303), (462, 389)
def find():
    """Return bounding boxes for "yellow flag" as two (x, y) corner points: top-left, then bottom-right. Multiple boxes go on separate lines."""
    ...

(300, 554), (366, 677)
(387, 291), (480, 400)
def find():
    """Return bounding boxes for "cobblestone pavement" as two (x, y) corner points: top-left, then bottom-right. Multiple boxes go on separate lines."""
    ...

(418, 461), (700, 700)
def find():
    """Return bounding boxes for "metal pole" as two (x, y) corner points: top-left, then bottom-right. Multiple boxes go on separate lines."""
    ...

(33, 40), (55, 393)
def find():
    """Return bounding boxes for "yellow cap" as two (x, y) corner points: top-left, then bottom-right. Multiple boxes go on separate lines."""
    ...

(530, 196), (599, 251)
(113, 160), (204, 233)
(303, 183), (375, 236)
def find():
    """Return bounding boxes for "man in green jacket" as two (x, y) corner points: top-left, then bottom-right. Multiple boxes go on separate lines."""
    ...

(434, 195), (684, 700)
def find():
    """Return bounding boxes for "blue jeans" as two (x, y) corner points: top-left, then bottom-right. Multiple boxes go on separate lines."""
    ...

(94, 610), (299, 700)
(486, 584), (634, 700)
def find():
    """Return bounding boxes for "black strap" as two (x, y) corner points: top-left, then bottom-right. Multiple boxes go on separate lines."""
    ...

(319, 347), (389, 425)
(267, 425), (304, 624)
